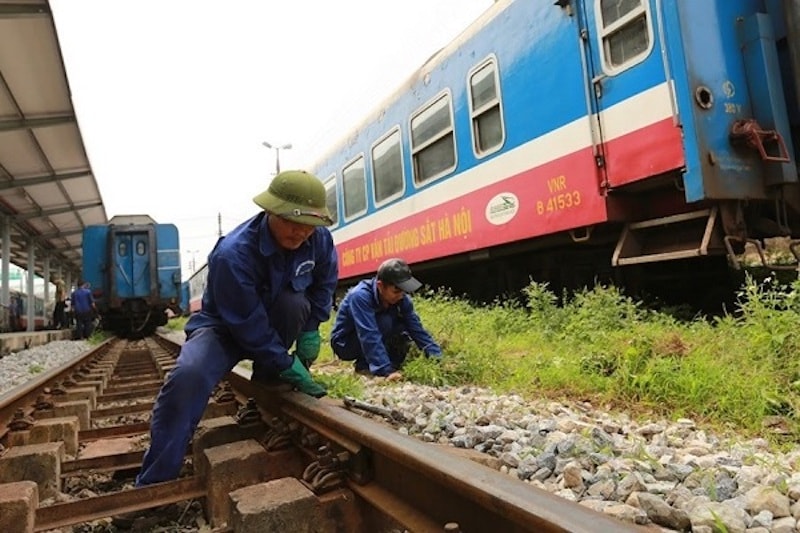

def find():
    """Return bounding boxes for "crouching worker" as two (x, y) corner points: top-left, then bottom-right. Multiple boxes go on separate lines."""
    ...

(132, 170), (337, 494)
(330, 258), (442, 380)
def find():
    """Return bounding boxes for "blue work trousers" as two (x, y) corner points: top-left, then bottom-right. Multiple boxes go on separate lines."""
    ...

(74, 312), (94, 340)
(136, 288), (310, 486)
(334, 314), (411, 373)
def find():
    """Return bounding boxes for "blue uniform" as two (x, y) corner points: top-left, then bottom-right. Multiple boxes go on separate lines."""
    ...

(136, 212), (337, 486)
(71, 286), (95, 339)
(71, 287), (94, 314)
(330, 279), (441, 376)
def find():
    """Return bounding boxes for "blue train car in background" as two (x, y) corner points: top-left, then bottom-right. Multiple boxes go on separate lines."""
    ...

(82, 215), (182, 338)
(312, 0), (800, 310)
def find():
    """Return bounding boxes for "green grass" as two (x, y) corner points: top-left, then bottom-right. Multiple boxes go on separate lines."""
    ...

(316, 274), (800, 444)
(169, 274), (800, 444)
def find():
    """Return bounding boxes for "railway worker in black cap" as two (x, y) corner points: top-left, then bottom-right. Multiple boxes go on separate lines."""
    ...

(329, 257), (442, 380)
(132, 170), (337, 491)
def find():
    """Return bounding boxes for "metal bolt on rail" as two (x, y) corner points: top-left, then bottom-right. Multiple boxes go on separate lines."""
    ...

(9, 408), (35, 431)
(235, 398), (261, 426)
(263, 417), (299, 451)
(34, 394), (54, 411)
(299, 429), (321, 449)
(213, 382), (235, 404)
(303, 445), (349, 493)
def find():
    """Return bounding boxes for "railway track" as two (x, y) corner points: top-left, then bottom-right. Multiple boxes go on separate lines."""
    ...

(0, 335), (645, 532)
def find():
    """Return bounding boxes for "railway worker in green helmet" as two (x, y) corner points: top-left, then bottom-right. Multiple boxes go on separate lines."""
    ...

(131, 170), (337, 495)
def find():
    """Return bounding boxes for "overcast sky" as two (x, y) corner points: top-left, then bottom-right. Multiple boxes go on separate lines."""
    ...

(49, 0), (493, 277)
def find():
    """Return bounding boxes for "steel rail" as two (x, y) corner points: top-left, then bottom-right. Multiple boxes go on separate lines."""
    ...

(2, 336), (647, 531)
(0, 338), (113, 444)
(228, 370), (645, 533)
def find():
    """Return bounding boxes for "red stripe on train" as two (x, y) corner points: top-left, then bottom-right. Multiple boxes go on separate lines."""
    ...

(336, 118), (684, 280)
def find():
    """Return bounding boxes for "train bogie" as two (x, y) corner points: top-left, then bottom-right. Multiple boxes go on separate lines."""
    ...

(312, 0), (800, 309)
(82, 215), (182, 338)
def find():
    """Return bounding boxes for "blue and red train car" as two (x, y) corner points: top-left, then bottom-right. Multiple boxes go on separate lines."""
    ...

(2, 290), (47, 332)
(309, 0), (800, 307)
(180, 262), (207, 317)
(82, 215), (182, 337)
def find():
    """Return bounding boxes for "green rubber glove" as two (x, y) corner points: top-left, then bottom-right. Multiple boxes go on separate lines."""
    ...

(279, 356), (327, 398)
(295, 330), (322, 369)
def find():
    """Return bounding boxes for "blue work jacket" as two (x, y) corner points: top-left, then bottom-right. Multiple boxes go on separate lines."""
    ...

(71, 287), (94, 314)
(186, 212), (338, 371)
(331, 278), (441, 375)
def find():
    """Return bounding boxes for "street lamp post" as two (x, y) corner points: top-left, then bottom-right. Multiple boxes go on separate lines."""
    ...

(262, 141), (292, 175)
(186, 250), (200, 273)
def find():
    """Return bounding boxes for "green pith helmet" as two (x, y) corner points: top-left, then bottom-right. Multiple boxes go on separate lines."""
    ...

(253, 170), (333, 227)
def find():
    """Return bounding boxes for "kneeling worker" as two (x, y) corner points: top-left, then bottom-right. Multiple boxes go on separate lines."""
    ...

(330, 258), (442, 380)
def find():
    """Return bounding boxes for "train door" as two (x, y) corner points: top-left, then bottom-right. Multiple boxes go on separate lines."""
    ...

(575, 0), (683, 189)
(110, 225), (157, 302)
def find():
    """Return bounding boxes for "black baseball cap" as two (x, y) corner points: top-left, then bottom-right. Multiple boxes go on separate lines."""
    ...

(377, 258), (422, 293)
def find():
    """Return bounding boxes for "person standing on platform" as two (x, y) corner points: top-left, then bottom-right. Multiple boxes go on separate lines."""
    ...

(71, 280), (96, 340)
(51, 275), (67, 329)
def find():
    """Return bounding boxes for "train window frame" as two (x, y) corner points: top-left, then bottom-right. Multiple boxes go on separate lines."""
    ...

(467, 55), (505, 158)
(595, 0), (654, 75)
(409, 90), (457, 186)
(341, 155), (368, 221)
(371, 126), (405, 207)
(323, 173), (339, 228)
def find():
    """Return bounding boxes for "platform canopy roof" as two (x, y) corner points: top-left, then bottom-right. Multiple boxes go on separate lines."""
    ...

(0, 0), (107, 281)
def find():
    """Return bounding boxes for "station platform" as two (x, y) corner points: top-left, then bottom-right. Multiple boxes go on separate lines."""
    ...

(0, 329), (74, 355)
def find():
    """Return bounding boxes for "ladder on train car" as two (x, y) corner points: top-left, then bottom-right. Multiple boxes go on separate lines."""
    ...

(612, 207), (725, 266)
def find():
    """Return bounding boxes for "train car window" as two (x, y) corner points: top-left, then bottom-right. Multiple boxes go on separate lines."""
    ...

(342, 156), (367, 220)
(468, 57), (504, 157)
(324, 173), (339, 226)
(596, 0), (652, 73)
(118, 241), (128, 257)
(410, 91), (456, 184)
(136, 241), (146, 255)
(371, 127), (404, 205)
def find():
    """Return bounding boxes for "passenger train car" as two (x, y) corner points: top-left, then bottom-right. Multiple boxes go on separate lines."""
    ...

(82, 215), (182, 338)
(1, 290), (47, 332)
(311, 0), (800, 308)
(181, 262), (208, 316)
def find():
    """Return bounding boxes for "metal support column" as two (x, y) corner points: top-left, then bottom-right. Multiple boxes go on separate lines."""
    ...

(1, 216), (9, 330)
(26, 239), (35, 331)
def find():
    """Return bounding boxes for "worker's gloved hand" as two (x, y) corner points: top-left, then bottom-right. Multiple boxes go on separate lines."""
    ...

(279, 356), (327, 398)
(295, 330), (322, 369)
